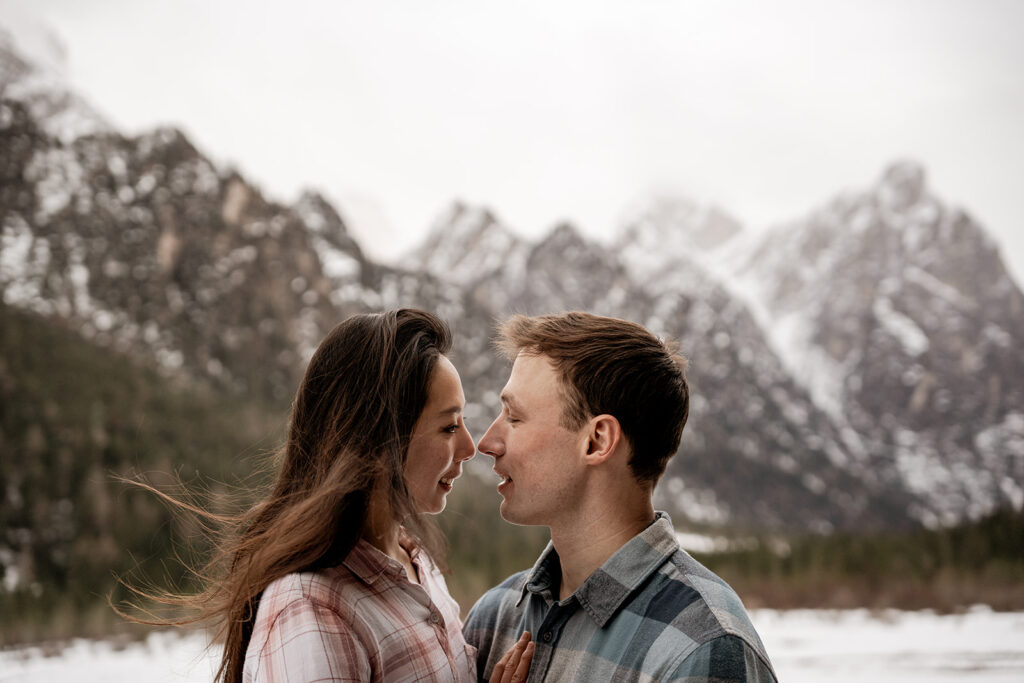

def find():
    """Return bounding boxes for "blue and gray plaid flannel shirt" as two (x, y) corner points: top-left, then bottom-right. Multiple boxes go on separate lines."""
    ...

(464, 512), (776, 682)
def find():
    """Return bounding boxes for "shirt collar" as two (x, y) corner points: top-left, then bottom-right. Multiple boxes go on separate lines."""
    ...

(342, 529), (421, 585)
(518, 511), (679, 628)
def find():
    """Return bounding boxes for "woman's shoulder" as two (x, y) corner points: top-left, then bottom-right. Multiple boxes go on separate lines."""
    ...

(259, 566), (360, 619)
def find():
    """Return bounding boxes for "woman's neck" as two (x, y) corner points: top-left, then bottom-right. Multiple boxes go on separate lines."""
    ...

(363, 487), (419, 584)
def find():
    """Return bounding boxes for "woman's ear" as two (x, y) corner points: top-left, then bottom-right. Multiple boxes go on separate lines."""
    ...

(582, 414), (623, 466)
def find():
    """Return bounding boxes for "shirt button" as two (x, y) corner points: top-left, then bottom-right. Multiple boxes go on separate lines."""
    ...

(542, 632), (553, 642)
(429, 612), (440, 624)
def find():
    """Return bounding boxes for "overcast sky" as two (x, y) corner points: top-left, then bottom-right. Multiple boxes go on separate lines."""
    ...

(4, 0), (1023, 284)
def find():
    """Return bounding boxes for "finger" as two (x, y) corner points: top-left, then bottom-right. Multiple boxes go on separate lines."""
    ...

(491, 632), (529, 683)
(490, 648), (512, 683)
(500, 633), (532, 683)
(508, 642), (535, 683)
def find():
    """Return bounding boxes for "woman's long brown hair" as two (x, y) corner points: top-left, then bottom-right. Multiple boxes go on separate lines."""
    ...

(115, 309), (452, 682)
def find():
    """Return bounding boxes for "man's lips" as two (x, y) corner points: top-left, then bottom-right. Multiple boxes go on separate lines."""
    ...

(494, 470), (513, 491)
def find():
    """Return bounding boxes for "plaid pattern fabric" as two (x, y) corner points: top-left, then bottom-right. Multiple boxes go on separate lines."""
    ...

(464, 513), (776, 682)
(243, 533), (476, 682)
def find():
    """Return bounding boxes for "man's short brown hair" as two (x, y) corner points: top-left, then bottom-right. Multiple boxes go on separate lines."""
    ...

(496, 311), (689, 484)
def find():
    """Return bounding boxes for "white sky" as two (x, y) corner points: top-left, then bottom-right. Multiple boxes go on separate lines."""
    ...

(4, 0), (1023, 284)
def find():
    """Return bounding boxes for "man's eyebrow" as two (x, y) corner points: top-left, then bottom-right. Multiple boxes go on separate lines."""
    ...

(500, 392), (522, 411)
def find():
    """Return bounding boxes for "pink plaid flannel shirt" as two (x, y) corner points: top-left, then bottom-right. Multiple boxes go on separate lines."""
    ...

(242, 534), (477, 682)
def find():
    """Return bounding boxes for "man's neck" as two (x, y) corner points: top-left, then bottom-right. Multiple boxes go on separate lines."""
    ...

(550, 495), (655, 601)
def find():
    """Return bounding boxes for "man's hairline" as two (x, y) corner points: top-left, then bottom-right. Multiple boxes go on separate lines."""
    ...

(504, 344), (667, 489)
(505, 346), (587, 427)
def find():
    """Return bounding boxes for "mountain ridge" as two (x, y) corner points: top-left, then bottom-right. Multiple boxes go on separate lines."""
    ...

(3, 27), (1022, 533)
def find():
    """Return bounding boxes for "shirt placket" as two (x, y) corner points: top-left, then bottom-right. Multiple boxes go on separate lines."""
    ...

(388, 560), (459, 677)
(526, 596), (577, 682)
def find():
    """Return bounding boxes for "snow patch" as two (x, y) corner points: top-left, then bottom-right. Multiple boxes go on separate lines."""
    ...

(873, 295), (929, 356)
(25, 148), (86, 223)
(312, 235), (360, 280)
(770, 311), (847, 420)
(904, 266), (975, 311)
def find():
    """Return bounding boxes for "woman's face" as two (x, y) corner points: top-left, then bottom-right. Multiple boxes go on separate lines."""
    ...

(405, 355), (476, 514)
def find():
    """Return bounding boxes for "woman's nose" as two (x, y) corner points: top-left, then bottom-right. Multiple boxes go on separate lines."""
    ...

(456, 424), (476, 462)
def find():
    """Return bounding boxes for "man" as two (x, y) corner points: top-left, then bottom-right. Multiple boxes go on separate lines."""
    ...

(464, 312), (776, 682)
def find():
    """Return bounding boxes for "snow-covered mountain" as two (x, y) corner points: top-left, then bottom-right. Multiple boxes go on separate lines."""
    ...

(722, 161), (1024, 525)
(415, 203), (913, 531)
(0, 9), (109, 142)
(3, 17), (1021, 533)
(616, 196), (742, 277)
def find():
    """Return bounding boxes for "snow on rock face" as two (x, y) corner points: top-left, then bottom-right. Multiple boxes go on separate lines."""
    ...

(2, 15), (1020, 532)
(293, 192), (365, 282)
(877, 160), (926, 212)
(615, 195), (743, 280)
(406, 201), (528, 287)
(872, 292), (929, 357)
(726, 161), (1024, 525)
(25, 147), (86, 222)
(0, 214), (46, 308)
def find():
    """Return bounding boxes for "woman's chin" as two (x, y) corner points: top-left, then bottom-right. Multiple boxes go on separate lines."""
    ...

(414, 494), (447, 516)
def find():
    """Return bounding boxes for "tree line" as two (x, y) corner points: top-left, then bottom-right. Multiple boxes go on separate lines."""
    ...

(2, 304), (1020, 646)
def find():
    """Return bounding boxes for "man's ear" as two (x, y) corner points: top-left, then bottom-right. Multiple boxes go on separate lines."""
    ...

(582, 414), (623, 466)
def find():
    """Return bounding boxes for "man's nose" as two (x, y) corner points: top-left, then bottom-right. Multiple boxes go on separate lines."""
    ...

(477, 415), (504, 459)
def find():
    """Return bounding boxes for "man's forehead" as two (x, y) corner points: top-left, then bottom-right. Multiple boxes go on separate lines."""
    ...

(505, 352), (560, 397)
(511, 350), (556, 374)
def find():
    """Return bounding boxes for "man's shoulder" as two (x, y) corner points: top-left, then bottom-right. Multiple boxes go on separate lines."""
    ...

(628, 547), (772, 672)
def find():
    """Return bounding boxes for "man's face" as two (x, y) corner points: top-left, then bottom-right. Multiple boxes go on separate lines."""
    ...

(477, 353), (588, 526)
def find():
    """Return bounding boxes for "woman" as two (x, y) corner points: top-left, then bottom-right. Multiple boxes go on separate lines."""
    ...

(122, 309), (532, 682)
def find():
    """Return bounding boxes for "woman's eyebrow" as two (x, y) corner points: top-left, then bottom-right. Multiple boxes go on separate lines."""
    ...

(435, 404), (463, 417)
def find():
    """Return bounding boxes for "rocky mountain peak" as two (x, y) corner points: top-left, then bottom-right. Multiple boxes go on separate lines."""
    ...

(531, 220), (624, 281)
(132, 126), (199, 163)
(616, 195), (743, 282)
(876, 159), (927, 212)
(431, 200), (508, 245)
(294, 191), (348, 235)
(0, 10), (68, 77)
(3, 16), (1021, 534)
(728, 160), (1024, 527)
(539, 220), (586, 250)
(622, 195), (742, 249)
(406, 200), (524, 286)
(0, 13), (109, 142)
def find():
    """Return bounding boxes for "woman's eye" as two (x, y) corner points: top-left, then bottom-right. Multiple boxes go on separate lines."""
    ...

(443, 424), (459, 433)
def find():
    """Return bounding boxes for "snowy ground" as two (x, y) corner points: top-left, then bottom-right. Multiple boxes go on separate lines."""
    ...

(1, 607), (1022, 681)
(755, 607), (1024, 682)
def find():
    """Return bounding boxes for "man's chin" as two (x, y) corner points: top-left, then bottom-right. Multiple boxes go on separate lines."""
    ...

(498, 502), (535, 527)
